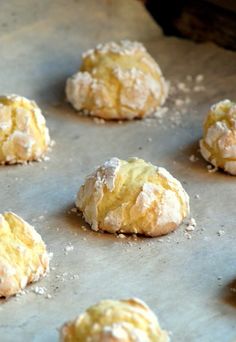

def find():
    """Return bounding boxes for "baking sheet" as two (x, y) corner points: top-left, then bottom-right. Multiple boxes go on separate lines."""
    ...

(0, 1), (236, 341)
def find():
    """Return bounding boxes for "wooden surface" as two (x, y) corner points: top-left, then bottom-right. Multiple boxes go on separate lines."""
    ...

(0, 1), (236, 341)
(145, 0), (236, 50)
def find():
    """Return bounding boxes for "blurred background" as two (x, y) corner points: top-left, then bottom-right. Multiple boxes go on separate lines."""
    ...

(140, 0), (236, 50)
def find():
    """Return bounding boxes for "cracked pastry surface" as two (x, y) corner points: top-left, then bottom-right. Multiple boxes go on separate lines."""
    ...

(60, 298), (169, 342)
(200, 99), (236, 175)
(0, 212), (49, 297)
(76, 158), (189, 236)
(66, 40), (168, 120)
(0, 94), (51, 164)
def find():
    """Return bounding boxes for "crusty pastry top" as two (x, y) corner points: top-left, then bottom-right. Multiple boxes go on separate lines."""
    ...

(0, 212), (49, 297)
(66, 40), (168, 120)
(60, 298), (169, 342)
(76, 158), (189, 236)
(200, 99), (236, 175)
(0, 94), (51, 164)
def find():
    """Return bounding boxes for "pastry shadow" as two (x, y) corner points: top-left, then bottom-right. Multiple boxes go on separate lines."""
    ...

(172, 139), (228, 178)
(221, 278), (236, 309)
(175, 139), (207, 172)
(58, 203), (155, 243)
(36, 74), (66, 106)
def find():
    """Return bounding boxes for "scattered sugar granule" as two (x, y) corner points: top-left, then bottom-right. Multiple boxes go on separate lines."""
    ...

(147, 137), (152, 142)
(193, 85), (205, 92)
(153, 107), (168, 118)
(46, 294), (52, 299)
(195, 194), (200, 199)
(184, 232), (192, 239)
(189, 154), (199, 162)
(195, 74), (204, 83)
(34, 286), (46, 295)
(175, 99), (185, 107)
(177, 82), (190, 93)
(64, 244), (74, 253)
(186, 218), (196, 232)
(217, 230), (225, 236)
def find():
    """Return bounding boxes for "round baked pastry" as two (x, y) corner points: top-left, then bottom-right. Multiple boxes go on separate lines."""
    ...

(76, 158), (189, 236)
(200, 99), (236, 175)
(0, 212), (49, 297)
(60, 298), (169, 342)
(66, 40), (168, 120)
(0, 95), (51, 164)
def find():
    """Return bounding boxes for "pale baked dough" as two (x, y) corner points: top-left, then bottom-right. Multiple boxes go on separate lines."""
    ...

(60, 298), (169, 342)
(66, 40), (168, 120)
(76, 158), (189, 236)
(200, 99), (236, 175)
(0, 95), (51, 164)
(0, 212), (49, 297)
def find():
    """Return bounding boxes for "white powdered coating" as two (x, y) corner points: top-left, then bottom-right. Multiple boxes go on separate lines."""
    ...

(2, 131), (35, 162)
(218, 134), (236, 158)
(104, 207), (123, 232)
(205, 121), (228, 146)
(157, 167), (190, 214)
(156, 190), (182, 227)
(103, 322), (151, 342)
(211, 99), (232, 115)
(102, 157), (121, 191)
(66, 72), (93, 111)
(82, 40), (146, 58)
(133, 182), (160, 215)
(76, 158), (121, 230)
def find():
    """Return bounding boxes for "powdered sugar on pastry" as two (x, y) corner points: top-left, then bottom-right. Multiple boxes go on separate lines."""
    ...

(76, 158), (189, 237)
(60, 298), (169, 342)
(200, 99), (236, 175)
(66, 40), (168, 120)
(0, 212), (49, 298)
(0, 95), (51, 164)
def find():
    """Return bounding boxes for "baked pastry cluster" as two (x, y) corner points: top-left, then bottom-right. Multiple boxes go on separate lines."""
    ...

(66, 40), (168, 120)
(0, 95), (51, 164)
(0, 212), (49, 297)
(200, 99), (236, 175)
(60, 298), (169, 342)
(76, 157), (189, 236)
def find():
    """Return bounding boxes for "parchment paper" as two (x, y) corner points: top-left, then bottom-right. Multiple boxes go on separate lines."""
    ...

(0, 1), (235, 341)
